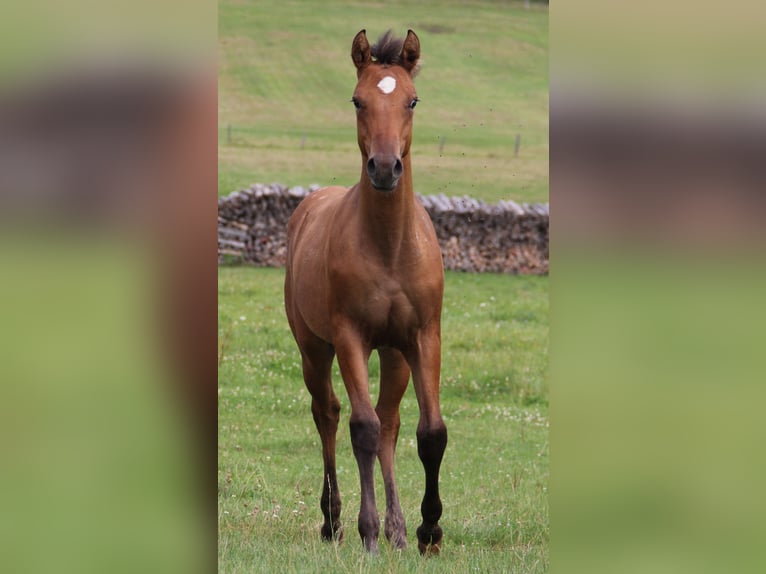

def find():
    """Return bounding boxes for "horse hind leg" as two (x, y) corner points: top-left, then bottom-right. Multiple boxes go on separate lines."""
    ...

(375, 347), (410, 549)
(334, 332), (381, 553)
(300, 339), (343, 542)
(311, 394), (342, 542)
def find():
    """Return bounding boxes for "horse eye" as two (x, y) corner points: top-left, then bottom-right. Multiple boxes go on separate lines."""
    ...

(351, 97), (361, 110)
(410, 98), (419, 109)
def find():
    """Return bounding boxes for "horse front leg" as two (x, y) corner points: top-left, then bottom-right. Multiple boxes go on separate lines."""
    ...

(335, 330), (381, 552)
(406, 326), (448, 555)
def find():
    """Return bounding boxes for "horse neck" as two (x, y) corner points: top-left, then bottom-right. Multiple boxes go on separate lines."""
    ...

(358, 154), (417, 263)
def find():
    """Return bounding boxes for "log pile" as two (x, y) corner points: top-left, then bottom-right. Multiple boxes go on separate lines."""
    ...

(218, 183), (548, 274)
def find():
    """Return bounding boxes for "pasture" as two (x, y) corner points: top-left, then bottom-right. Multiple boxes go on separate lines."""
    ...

(218, 0), (549, 203)
(218, 267), (549, 572)
(218, 1), (549, 569)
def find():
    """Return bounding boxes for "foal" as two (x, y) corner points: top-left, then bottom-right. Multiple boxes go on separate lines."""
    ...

(284, 29), (447, 555)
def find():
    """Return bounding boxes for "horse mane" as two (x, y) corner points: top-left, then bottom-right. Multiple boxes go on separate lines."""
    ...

(370, 30), (402, 64)
(371, 30), (420, 76)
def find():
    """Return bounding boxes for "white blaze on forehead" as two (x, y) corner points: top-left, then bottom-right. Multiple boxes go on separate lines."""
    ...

(377, 76), (396, 95)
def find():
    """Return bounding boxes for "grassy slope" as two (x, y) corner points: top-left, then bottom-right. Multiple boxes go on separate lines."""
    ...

(218, 0), (548, 203)
(218, 267), (549, 572)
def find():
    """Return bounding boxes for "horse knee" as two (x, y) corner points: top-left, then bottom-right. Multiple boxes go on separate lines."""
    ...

(312, 396), (341, 428)
(349, 415), (381, 457)
(377, 412), (400, 440)
(416, 421), (448, 463)
(330, 395), (341, 423)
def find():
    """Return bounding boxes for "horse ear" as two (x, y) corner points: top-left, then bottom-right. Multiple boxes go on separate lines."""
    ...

(400, 30), (420, 75)
(351, 29), (371, 77)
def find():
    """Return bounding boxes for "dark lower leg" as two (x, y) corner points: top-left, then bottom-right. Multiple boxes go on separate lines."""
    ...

(382, 472), (407, 548)
(311, 396), (342, 541)
(350, 413), (381, 552)
(377, 415), (407, 548)
(416, 420), (448, 555)
(376, 348), (409, 549)
(378, 423), (406, 549)
(320, 467), (342, 541)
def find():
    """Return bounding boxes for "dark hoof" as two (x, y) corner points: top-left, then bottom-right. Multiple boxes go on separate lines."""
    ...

(384, 518), (408, 549)
(418, 541), (441, 555)
(321, 523), (343, 542)
(363, 537), (380, 554)
(385, 530), (408, 550)
(416, 524), (443, 556)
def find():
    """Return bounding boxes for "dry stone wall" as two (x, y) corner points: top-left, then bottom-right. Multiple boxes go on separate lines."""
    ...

(218, 183), (548, 274)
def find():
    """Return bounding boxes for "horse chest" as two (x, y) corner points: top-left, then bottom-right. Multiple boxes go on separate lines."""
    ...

(337, 275), (431, 343)
(376, 288), (417, 329)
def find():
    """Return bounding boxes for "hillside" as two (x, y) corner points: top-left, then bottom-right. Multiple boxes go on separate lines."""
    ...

(218, 0), (548, 203)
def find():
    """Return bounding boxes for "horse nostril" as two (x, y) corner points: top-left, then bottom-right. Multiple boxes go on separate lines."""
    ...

(393, 158), (403, 177)
(366, 157), (376, 175)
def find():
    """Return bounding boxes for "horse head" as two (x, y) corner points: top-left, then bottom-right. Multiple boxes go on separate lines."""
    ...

(350, 29), (420, 192)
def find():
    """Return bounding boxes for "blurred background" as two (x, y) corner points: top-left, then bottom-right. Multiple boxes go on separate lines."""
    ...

(0, 1), (216, 573)
(551, 1), (766, 573)
(218, 0), (549, 204)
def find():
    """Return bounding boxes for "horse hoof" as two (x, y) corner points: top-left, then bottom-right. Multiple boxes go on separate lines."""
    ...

(416, 524), (442, 556)
(384, 520), (408, 550)
(321, 523), (343, 542)
(418, 540), (441, 556)
(386, 531), (408, 550)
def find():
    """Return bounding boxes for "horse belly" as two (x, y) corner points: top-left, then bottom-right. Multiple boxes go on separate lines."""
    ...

(290, 250), (334, 341)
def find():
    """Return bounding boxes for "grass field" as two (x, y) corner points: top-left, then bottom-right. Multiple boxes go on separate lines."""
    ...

(218, 0), (548, 203)
(218, 267), (549, 572)
(218, 2), (549, 569)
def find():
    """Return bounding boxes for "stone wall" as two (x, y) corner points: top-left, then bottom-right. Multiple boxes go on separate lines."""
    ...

(218, 183), (548, 274)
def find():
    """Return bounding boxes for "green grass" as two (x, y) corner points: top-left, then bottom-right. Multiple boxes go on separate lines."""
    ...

(218, 0), (548, 203)
(218, 267), (549, 572)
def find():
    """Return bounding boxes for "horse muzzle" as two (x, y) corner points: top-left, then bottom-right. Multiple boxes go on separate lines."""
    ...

(366, 155), (403, 192)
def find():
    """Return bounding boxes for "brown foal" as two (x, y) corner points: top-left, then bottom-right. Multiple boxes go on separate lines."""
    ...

(284, 29), (447, 555)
